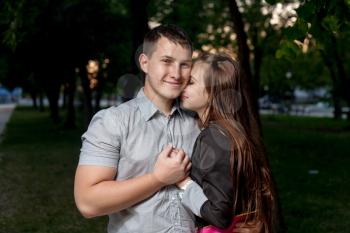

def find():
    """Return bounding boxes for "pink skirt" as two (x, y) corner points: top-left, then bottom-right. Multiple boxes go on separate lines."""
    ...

(197, 212), (255, 233)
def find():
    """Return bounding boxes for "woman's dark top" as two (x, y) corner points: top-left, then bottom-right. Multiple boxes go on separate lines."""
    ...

(190, 123), (237, 229)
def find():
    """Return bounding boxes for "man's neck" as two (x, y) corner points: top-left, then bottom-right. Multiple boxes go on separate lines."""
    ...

(143, 86), (175, 117)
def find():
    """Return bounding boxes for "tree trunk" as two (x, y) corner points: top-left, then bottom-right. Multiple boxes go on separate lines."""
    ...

(46, 83), (61, 124)
(40, 65), (61, 123)
(317, 0), (348, 120)
(80, 65), (93, 129)
(30, 91), (38, 109)
(330, 35), (350, 121)
(252, 26), (263, 103)
(129, 0), (150, 75)
(63, 70), (76, 129)
(94, 72), (103, 113)
(228, 0), (262, 137)
(39, 90), (44, 112)
(320, 50), (342, 120)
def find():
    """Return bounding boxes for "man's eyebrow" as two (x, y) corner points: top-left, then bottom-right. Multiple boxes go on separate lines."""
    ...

(190, 75), (197, 82)
(160, 56), (192, 63)
(182, 60), (192, 63)
(160, 55), (174, 60)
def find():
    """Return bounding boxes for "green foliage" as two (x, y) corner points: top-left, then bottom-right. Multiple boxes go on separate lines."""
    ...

(296, 1), (316, 22)
(283, 19), (308, 41)
(149, 0), (233, 50)
(276, 40), (301, 61)
(273, 0), (350, 109)
(321, 15), (340, 33)
(265, 0), (277, 5)
(0, 0), (41, 51)
(0, 0), (133, 93)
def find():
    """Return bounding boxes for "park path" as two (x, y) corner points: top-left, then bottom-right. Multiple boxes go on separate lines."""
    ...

(0, 103), (16, 141)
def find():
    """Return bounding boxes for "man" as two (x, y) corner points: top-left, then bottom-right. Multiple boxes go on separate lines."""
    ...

(74, 24), (260, 233)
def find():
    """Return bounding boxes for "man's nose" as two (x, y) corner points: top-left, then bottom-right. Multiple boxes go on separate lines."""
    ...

(170, 64), (181, 80)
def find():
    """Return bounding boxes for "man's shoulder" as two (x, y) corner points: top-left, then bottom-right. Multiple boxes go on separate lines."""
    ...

(103, 98), (139, 115)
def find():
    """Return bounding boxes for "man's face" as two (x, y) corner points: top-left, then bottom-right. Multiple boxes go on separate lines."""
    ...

(140, 37), (192, 101)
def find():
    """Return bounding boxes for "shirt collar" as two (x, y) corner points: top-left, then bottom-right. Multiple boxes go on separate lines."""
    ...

(136, 88), (184, 121)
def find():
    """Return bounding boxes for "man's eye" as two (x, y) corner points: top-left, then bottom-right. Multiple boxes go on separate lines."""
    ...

(162, 59), (171, 63)
(181, 63), (190, 68)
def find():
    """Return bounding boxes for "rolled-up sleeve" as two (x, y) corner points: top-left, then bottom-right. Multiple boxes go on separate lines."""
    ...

(79, 107), (123, 168)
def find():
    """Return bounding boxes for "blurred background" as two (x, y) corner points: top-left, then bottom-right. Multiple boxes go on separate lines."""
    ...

(0, 0), (349, 233)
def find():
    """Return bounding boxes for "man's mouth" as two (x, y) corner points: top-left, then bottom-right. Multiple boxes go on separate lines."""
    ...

(164, 80), (182, 87)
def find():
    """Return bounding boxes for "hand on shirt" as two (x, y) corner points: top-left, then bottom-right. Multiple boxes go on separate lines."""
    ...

(152, 144), (192, 185)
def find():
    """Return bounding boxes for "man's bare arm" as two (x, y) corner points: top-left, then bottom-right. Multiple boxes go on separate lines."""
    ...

(74, 145), (191, 218)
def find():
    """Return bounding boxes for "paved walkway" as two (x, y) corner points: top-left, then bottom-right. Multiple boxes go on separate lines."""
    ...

(0, 104), (16, 141)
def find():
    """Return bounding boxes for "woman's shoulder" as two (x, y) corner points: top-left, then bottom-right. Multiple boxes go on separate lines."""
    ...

(193, 123), (232, 172)
(201, 123), (229, 140)
(198, 123), (231, 151)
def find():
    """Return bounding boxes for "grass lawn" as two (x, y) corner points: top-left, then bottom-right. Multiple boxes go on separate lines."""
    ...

(0, 107), (107, 233)
(262, 115), (350, 232)
(0, 107), (349, 233)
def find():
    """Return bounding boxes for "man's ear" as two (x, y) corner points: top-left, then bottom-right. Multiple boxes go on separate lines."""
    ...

(139, 53), (148, 74)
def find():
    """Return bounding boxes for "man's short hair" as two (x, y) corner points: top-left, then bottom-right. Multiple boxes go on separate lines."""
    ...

(143, 24), (193, 57)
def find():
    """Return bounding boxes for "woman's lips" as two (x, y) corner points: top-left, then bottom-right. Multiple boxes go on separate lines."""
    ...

(181, 95), (188, 100)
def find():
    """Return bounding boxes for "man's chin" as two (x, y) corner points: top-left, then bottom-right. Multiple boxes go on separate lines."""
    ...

(162, 90), (182, 100)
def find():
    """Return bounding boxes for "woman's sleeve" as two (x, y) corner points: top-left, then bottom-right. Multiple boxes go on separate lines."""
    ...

(196, 130), (234, 229)
(181, 135), (209, 217)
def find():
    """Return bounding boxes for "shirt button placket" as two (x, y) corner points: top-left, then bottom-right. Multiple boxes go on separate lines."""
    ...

(166, 115), (173, 145)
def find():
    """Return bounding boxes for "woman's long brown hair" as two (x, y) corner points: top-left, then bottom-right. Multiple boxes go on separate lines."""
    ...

(197, 53), (280, 233)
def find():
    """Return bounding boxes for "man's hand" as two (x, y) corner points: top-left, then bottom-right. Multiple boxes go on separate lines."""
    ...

(152, 144), (191, 185)
(233, 220), (262, 233)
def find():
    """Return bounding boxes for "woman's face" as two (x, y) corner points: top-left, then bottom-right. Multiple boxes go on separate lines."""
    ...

(181, 62), (209, 115)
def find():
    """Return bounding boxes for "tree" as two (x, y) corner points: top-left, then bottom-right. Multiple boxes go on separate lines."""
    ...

(276, 0), (350, 120)
(228, 0), (263, 138)
(1, 0), (134, 127)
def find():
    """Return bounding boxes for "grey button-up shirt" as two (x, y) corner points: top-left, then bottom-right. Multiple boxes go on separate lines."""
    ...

(79, 88), (207, 233)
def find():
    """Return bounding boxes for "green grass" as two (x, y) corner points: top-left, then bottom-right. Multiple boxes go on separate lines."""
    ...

(0, 107), (107, 233)
(262, 115), (350, 233)
(0, 109), (349, 232)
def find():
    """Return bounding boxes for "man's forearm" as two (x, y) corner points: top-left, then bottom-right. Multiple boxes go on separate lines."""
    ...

(75, 171), (164, 218)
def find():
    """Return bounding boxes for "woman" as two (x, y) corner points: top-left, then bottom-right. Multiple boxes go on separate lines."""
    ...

(177, 53), (280, 233)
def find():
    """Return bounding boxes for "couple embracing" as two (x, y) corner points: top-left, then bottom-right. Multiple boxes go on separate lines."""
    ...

(74, 24), (282, 233)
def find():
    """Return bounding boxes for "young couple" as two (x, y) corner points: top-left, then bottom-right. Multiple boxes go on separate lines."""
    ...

(74, 24), (279, 233)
